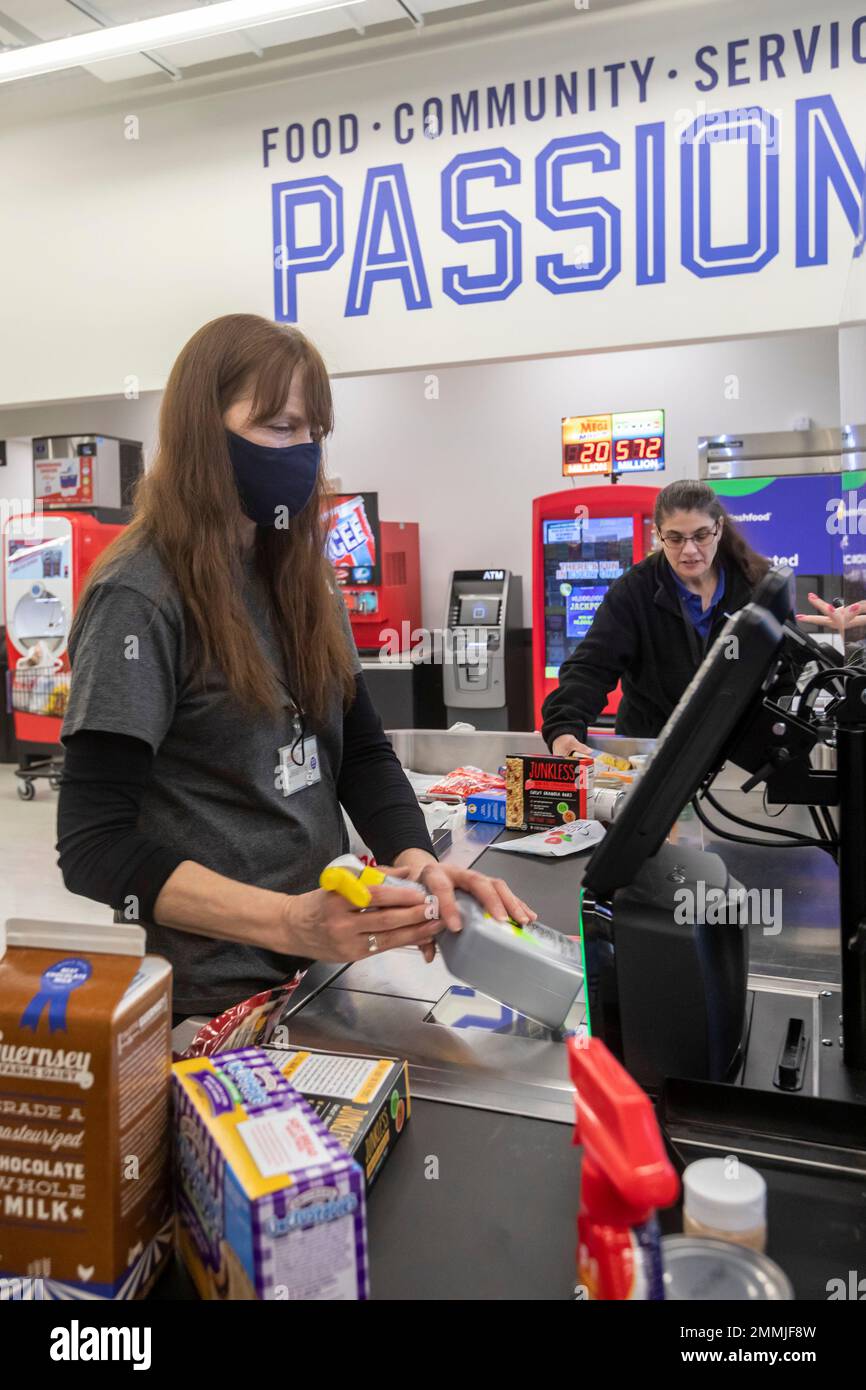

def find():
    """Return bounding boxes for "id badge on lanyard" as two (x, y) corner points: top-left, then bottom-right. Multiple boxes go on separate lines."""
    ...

(278, 716), (321, 797)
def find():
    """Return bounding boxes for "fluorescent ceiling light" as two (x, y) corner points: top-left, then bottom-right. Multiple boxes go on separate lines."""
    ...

(0, 0), (364, 84)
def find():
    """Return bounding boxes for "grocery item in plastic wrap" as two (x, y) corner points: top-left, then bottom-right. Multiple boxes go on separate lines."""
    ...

(425, 766), (506, 798)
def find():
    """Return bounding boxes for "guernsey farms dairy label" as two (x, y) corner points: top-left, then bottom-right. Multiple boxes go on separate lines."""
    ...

(0, 1038), (94, 1089)
(0, 935), (172, 1299)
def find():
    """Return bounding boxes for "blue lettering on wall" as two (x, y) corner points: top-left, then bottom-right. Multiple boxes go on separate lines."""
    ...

(453, 89), (480, 134)
(267, 90), (862, 321)
(395, 102), (414, 145)
(441, 148), (522, 303)
(681, 107), (779, 277)
(795, 94), (864, 268)
(535, 133), (622, 292)
(345, 164), (432, 316)
(635, 121), (665, 284)
(272, 176), (343, 323)
(694, 45), (719, 92)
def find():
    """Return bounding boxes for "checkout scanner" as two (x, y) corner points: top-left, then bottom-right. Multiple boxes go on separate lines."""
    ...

(443, 569), (524, 729)
(580, 566), (866, 1099)
(426, 565), (865, 1102)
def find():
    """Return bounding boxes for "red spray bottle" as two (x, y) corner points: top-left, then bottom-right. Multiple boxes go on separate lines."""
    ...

(567, 1037), (680, 1300)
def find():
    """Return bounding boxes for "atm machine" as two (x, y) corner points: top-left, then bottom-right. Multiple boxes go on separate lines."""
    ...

(442, 569), (525, 730)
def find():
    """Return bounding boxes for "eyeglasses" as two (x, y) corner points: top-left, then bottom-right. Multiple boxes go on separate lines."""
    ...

(658, 522), (720, 550)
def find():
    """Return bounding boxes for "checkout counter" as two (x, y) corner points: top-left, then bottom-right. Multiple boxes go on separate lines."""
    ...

(165, 716), (866, 1301)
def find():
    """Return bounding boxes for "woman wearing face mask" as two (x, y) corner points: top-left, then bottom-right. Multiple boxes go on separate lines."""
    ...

(541, 479), (776, 757)
(56, 314), (533, 1024)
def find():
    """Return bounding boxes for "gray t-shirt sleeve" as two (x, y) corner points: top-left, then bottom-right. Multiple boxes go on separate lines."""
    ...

(62, 582), (181, 754)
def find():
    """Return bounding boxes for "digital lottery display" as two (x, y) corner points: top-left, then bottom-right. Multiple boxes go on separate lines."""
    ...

(562, 409), (665, 477)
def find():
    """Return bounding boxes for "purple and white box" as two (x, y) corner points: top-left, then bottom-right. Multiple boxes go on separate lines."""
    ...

(172, 1046), (369, 1300)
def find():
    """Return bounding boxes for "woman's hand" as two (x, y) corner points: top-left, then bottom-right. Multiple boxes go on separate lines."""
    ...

(393, 848), (537, 948)
(282, 874), (442, 964)
(797, 593), (866, 634)
(551, 732), (595, 759)
(283, 849), (538, 967)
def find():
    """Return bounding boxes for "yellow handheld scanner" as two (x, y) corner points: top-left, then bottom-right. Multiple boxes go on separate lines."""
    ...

(319, 853), (418, 909)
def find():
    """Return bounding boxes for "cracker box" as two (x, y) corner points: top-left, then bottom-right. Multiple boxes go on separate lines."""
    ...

(505, 754), (594, 831)
(265, 1047), (409, 1192)
(0, 919), (173, 1300)
(465, 791), (507, 825)
(172, 1048), (368, 1300)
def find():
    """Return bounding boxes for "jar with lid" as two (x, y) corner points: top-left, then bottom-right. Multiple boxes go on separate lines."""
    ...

(682, 1158), (767, 1252)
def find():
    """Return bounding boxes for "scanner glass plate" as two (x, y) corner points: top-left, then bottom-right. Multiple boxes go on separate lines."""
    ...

(424, 984), (586, 1040)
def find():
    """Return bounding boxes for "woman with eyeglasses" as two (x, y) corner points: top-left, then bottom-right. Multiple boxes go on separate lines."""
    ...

(541, 479), (775, 757)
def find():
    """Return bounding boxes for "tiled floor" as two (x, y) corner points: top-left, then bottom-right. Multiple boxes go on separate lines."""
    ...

(0, 763), (111, 927)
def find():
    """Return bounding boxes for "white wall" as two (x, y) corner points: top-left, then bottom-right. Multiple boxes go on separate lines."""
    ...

(0, 325), (841, 626)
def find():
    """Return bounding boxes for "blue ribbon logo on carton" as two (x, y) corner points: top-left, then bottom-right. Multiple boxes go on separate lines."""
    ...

(20, 957), (92, 1033)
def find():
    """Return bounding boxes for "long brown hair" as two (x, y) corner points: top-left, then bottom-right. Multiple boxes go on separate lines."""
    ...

(77, 314), (357, 723)
(653, 479), (769, 586)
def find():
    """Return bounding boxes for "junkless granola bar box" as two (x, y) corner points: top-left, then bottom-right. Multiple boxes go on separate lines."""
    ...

(505, 754), (594, 830)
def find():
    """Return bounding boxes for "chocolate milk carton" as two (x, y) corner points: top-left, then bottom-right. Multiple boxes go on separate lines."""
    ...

(0, 919), (172, 1300)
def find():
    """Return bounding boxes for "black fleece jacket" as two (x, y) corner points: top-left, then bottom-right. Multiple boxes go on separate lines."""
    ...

(541, 551), (756, 747)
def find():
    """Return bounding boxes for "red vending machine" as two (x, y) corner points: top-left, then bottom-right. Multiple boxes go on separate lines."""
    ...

(532, 484), (660, 730)
(324, 492), (421, 654)
(3, 434), (141, 796)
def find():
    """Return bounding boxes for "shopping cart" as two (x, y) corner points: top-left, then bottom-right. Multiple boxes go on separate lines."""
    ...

(6, 665), (70, 799)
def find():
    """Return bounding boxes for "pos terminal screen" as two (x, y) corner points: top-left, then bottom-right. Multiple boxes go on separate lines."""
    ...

(542, 516), (633, 677)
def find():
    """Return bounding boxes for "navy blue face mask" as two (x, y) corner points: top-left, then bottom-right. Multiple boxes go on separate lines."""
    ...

(226, 429), (320, 527)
